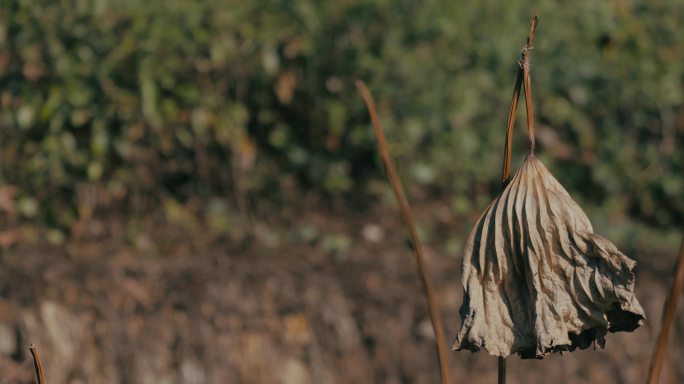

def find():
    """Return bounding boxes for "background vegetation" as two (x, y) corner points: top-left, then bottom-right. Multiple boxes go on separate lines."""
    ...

(1, 0), (683, 244)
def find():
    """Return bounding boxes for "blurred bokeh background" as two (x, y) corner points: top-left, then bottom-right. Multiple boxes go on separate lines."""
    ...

(0, 0), (683, 383)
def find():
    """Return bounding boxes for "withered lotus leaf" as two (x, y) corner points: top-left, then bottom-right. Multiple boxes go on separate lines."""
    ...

(454, 155), (644, 358)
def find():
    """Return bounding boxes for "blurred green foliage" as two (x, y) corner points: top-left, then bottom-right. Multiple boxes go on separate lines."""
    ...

(0, 0), (682, 231)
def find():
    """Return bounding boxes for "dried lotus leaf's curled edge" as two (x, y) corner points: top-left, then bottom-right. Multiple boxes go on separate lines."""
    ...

(454, 155), (645, 359)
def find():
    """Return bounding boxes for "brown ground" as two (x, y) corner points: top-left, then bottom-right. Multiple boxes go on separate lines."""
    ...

(0, 205), (682, 384)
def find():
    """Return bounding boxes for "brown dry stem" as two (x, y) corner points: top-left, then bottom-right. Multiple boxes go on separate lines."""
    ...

(522, 16), (538, 155)
(502, 15), (538, 186)
(498, 356), (506, 384)
(499, 15), (539, 383)
(356, 80), (452, 384)
(30, 345), (46, 384)
(502, 69), (523, 186)
(646, 236), (684, 384)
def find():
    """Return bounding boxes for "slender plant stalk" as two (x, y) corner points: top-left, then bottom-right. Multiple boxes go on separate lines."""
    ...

(521, 19), (538, 155)
(30, 345), (46, 384)
(501, 68), (523, 186)
(356, 80), (452, 384)
(522, 63), (536, 154)
(497, 356), (506, 384)
(646, 235), (684, 384)
(502, 15), (538, 184)
(498, 16), (539, 384)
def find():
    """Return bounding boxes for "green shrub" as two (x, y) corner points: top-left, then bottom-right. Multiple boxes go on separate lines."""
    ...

(1, 0), (682, 231)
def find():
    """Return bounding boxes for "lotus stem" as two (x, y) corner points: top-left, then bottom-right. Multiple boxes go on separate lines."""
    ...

(356, 80), (452, 384)
(646, 235), (684, 384)
(498, 15), (539, 383)
(30, 345), (46, 384)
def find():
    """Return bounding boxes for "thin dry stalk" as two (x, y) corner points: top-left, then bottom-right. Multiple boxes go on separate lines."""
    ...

(497, 356), (506, 384)
(501, 69), (522, 186)
(502, 16), (538, 185)
(646, 235), (684, 384)
(498, 15), (538, 383)
(29, 345), (46, 384)
(356, 80), (452, 384)
(521, 17), (538, 155)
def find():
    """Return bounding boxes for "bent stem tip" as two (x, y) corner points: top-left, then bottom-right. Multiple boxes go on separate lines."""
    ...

(30, 345), (46, 384)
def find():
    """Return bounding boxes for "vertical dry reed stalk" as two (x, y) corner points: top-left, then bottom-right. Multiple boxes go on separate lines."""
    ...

(357, 80), (452, 384)
(646, 236), (684, 384)
(29, 345), (46, 384)
(498, 15), (538, 384)
(501, 63), (522, 186)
